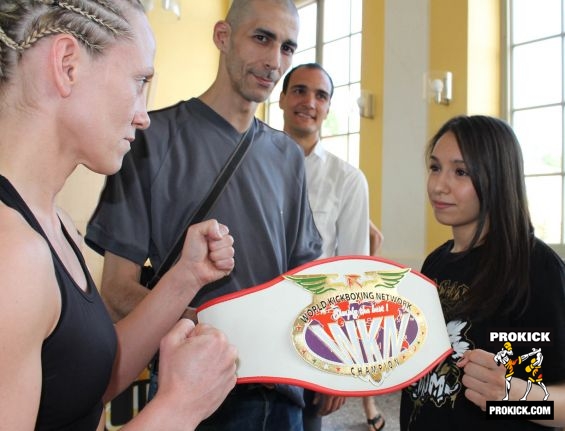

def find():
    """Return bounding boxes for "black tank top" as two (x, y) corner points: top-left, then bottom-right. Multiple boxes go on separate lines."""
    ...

(0, 176), (117, 431)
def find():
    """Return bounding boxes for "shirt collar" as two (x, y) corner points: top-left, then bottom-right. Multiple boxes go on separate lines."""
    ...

(307, 140), (327, 161)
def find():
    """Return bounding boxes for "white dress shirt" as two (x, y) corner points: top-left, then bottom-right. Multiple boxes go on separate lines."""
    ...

(304, 142), (370, 258)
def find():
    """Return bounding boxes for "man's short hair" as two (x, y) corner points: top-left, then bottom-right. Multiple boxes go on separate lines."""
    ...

(281, 63), (334, 98)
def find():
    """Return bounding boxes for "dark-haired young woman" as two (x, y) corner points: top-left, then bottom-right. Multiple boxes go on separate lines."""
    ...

(401, 115), (565, 430)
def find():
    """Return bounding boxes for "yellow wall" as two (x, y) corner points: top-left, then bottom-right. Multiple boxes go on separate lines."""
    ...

(425, 0), (469, 252)
(468, 0), (502, 116)
(425, 0), (501, 253)
(359, 0), (385, 229)
(145, 0), (229, 109)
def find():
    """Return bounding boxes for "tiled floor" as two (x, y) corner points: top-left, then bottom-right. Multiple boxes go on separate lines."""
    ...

(322, 391), (401, 431)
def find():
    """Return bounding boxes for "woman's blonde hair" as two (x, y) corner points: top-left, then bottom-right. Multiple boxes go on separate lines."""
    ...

(0, 0), (143, 84)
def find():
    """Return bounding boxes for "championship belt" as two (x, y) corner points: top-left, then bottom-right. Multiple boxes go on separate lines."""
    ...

(197, 256), (452, 396)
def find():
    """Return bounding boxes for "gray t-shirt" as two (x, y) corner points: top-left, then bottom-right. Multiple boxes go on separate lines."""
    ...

(86, 98), (322, 307)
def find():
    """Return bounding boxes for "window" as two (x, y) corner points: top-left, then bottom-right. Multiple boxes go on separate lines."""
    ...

(266, 0), (363, 167)
(508, 0), (565, 253)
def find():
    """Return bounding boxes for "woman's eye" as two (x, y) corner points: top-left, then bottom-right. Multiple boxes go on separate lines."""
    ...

(137, 77), (151, 91)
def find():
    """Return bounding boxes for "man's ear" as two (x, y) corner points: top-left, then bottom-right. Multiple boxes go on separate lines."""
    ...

(50, 34), (82, 97)
(213, 20), (231, 52)
(278, 91), (285, 109)
(322, 101), (331, 120)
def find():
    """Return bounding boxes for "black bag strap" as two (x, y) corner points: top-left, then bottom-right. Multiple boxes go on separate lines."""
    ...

(146, 119), (256, 288)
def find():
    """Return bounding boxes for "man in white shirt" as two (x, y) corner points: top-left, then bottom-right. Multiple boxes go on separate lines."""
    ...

(280, 63), (370, 258)
(279, 63), (386, 431)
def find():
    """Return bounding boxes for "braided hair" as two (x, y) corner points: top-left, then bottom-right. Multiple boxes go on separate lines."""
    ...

(0, 0), (143, 84)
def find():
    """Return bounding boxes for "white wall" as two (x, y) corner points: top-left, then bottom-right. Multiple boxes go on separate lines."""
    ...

(380, 0), (429, 270)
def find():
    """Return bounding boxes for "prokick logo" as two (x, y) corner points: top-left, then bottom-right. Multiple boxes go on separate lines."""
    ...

(486, 329), (554, 420)
(494, 342), (549, 401)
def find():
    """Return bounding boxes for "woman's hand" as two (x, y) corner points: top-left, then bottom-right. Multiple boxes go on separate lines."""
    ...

(457, 349), (507, 410)
(172, 219), (235, 293)
(154, 320), (238, 427)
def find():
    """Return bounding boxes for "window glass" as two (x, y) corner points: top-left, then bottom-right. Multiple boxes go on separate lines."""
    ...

(349, 82), (361, 133)
(324, 86), (352, 136)
(526, 176), (562, 243)
(509, 0), (565, 250)
(350, 33), (362, 84)
(321, 135), (349, 162)
(298, 3), (318, 50)
(267, 102), (284, 132)
(324, 0), (351, 42)
(512, 0), (560, 44)
(351, 0), (363, 34)
(347, 133), (360, 168)
(293, 49), (317, 71)
(323, 38), (351, 86)
(270, 79), (283, 104)
(513, 107), (562, 175)
(512, 38), (562, 109)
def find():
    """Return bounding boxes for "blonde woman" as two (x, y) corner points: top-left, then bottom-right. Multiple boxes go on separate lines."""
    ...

(0, 1), (236, 429)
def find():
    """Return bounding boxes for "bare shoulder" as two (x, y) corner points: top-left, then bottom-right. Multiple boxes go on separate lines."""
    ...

(0, 204), (61, 339)
(0, 204), (61, 427)
(0, 204), (52, 267)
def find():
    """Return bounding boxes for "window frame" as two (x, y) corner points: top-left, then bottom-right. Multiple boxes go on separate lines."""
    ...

(506, 0), (565, 257)
(265, 0), (363, 167)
